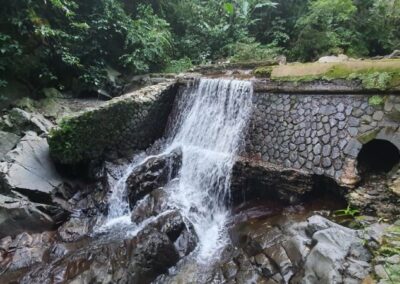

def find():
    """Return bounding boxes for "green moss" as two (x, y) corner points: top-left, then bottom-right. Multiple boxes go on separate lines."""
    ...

(271, 61), (400, 90)
(357, 129), (380, 144)
(253, 66), (273, 78)
(368, 95), (386, 106)
(384, 263), (400, 283)
(371, 221), (400, 283)
(48, 83), (177, 166)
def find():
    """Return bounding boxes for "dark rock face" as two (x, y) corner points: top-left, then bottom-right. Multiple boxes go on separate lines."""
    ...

(57, 217), (93, 243)
(348, 174), (400, 220)
(126, 148), (182, 207)
(148, 210), (198, 258)
(0, 209), (197, 284)
(0, 194), (65, 238)
(131, 188), (170, 223)
(128, 228), (180, 283)
(0, 132), (72, 237)
(0, 231), (55, 280)
(231, 157), (315, 204)
(0, 132), (65, 201)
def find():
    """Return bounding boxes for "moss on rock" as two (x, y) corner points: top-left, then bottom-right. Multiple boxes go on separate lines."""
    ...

(48, 82), (178, 166)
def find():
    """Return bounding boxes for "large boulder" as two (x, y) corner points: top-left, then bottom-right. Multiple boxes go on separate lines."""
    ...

(0, 132), (65, 202)
(48, 82), (178, 167)
(221, 215), (371, 284)
(0, 231), (55, 273)
(131, 188), (171, 224)
(5, 220), (187, 283)
(299, 216), (371, 284)
(0, 132), (70, 237)
(126, 148), (182, 207)
(0, 108), (54, 135)
(0, 194), (64, 238)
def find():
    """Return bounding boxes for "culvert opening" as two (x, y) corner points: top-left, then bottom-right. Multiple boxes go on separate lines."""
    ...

(357, 139), (400, 174)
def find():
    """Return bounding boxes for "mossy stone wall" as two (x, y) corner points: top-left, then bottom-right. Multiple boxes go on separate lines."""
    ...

(48, 82), (178, 166)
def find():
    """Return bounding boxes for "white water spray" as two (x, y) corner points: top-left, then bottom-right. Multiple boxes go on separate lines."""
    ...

(104, 78), (253, 261)
(166, 79), (253, 260)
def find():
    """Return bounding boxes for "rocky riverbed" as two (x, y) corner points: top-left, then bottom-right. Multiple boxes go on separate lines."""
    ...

(0, 78), (399, 284)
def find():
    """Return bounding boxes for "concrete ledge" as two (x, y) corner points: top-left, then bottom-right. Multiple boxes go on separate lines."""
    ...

(252, 79), (400, 94)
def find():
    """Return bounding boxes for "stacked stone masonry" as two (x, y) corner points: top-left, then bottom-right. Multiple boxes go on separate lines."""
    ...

(48, 81), (178, 165)
(244, 94), (400, 186)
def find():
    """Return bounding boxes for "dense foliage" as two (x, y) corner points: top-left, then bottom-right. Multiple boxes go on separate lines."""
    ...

(1, 0), (399, 98)
(0, 0), (172, 97)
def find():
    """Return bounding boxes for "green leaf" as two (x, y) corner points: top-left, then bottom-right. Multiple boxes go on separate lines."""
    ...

(224, 3), (234, 15)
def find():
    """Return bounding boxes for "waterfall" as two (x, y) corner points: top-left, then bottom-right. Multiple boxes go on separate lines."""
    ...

(103, 78), (253, 261)
(165, 79), (253, 260)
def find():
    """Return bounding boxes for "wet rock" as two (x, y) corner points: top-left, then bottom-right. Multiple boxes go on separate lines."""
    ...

(0, 194), (64, 238)
(8, 246), (47, 271)
(127, 148), (182, 206)
(221, 260), (238, 279)
(300, 215), (371, 284)
(348, 174), (400, 219)
(254, 253), (277, 278)
(131, 188), (170, 224)
(264, 244), (294, 282)
(14, 226), (181, 284)
(1, 231), (54, 272)
(147, 210), (198, 258)
(128, 228), (180, 283)
(57, 217), (92, 242)
(231, 157), (314, 204)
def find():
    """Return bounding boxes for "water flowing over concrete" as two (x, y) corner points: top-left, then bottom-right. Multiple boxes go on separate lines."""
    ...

(166, 79), (253, 260)
(103, 78), (253, 261)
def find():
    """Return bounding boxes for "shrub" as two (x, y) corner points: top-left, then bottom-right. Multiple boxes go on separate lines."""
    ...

(368, 95), (385, 106)
(163, 57), (193, 73)
(226, 41), (282, 63)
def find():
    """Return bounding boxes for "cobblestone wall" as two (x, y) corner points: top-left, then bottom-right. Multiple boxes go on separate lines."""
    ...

(244, 94), (400, 186)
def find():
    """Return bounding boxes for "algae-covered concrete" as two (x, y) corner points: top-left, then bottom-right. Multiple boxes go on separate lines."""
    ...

(48, 81), (178, 166)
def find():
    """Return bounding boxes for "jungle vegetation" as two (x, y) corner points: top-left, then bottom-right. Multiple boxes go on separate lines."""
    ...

(0, 0), (399, 97)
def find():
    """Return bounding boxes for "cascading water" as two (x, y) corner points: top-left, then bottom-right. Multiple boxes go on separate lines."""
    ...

(103, 78), (253, 261)
(165, 79), (253, 260)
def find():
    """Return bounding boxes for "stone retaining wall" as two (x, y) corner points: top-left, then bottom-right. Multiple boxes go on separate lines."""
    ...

(244, 94), (400, 186)
(49, 81), (178, 166)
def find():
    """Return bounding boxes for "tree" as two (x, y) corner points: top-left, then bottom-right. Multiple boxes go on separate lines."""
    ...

(293, 0), (361, 61)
